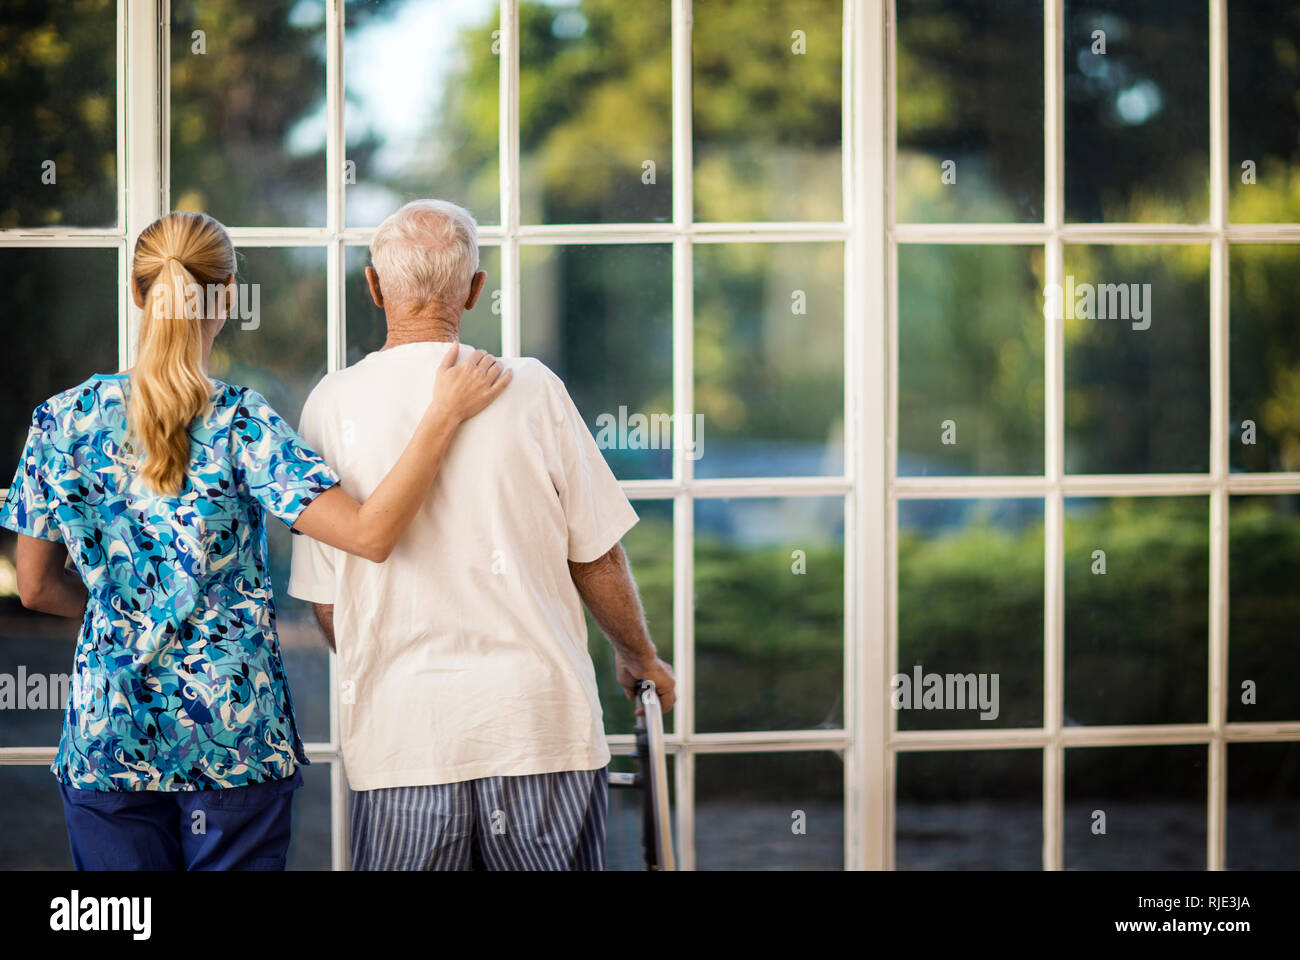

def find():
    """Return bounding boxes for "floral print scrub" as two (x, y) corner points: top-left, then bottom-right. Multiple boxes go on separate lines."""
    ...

(0, 374), (339, 791)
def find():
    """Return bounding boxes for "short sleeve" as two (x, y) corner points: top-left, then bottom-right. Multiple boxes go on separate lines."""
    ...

(542, 368), (639, 562)
(0, 410), (63, 542)
(287, 387), (339, 603)
(230, 389), (340, 528)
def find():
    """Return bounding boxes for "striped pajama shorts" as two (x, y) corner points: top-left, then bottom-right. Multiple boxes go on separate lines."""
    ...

(350, 766), (608, 871)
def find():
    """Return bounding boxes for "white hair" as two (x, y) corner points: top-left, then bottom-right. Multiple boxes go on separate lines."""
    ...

(369, 199), (480, 307)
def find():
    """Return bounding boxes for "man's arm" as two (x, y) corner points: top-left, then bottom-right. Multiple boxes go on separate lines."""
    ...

(568, 542), (675, 714)
(313, 603), (336, 652)
(15, 534), (87, 618)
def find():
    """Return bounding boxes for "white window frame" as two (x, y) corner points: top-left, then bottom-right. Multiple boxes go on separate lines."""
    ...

(3, 0), (1295, 873)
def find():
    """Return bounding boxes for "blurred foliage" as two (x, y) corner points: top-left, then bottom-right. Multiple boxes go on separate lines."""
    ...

(4, 0), (1300, 812)
(0, 0), (116, 226)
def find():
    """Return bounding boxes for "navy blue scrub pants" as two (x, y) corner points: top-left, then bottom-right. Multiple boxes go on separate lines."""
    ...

(59, 769), (302, 871)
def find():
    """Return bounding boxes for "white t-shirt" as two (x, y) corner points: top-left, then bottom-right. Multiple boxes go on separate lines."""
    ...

(287, 341), (637, 790)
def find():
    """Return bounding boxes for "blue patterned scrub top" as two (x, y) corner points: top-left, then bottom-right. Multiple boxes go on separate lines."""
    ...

(0, 374), (340, 791)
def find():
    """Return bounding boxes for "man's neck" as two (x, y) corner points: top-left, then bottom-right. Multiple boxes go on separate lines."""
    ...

(381, 310), (461, 349)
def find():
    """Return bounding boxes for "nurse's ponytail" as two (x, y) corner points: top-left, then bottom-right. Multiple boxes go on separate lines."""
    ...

(128, 212), (235, 495)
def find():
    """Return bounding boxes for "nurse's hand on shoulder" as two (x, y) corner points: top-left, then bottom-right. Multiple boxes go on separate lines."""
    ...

(430, 347), (512, 423)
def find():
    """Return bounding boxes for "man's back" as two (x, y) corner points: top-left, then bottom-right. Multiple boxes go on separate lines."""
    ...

(289, 340), (637, 790)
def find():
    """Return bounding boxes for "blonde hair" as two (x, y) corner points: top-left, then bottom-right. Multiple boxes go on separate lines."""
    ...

(369, 199), (479, 307)
(128, 212), (234, 495)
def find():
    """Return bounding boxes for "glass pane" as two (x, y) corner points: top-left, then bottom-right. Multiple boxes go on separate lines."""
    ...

(0, 248), (118, 482)
(1064, 745), (1206, 870)
(1063, 244), (1210, 474)
(208, 247), (328, 425)
(345, 244), (502, 363)
(605, 752), (678, 871)
(344, 0), (500, 227)
(694, 242), (844, 478)
(0, 0), (117, 227)
(895, 0), (1044, 223)
(694, 497), (843, 734)
(1064, 497), (1208, 726)
(208, 246), (329, 741)
(1228, 3), (1300, 223)
(1229, 244), (1300, 472)
(693, 0), (843, 222)
(895, 749), (1042, 869)
(898, 245), (1045, 476)
(520, 0), (671, 224)
(171, 1), (327, 226)
(695, 751), (843, 869)
(1229, 496), (1300, 723)
(522, 244), (673, 480)
(0, 535), (76, 748)
(287, 760), (332, 869)
(587, 500), (674, 736)
(1064, 0), (1208, 223)
(269, 520), (330, 744)
(897, 499), (1043, 731)
(0, 765), (72, 868)
(1226, 741), (1300, 870)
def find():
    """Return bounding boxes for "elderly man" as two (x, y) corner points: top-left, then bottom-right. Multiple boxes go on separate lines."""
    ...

(288, 199), (674, 871)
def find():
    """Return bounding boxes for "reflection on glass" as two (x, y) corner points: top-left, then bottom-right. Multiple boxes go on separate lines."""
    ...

(520, 0), (671, 224)
(897, 499), (1043, 731)
(0, 0), (116, 227)
(1226, 742), (1300, 870)
(1063, 244), (1210, 474)
(344, 0), (499, 227)
(0, 765), (72, 868)
(1064, 497), (1208, 726)
(693, 0), (842, 222)
(1228, 4), (1300, 223)
(208, 247), (328, 741)
(1064, 745), (1206, 870)
(0, 534), (77, 749)
(346, 244), (502, 363)
(895, 749), (1042, 869)
(588, 500), (673, 736)
(287, 760), (332, 869)
(1064, 0), (1208, 223)
(171, 1), (327, 226)
(695, 751), (843, 869)
(693, 242), (843, 478)
(694, 497), (843, 733)
(895, 0), (1044, 223)
(0, 248), (118, 481)
(1229, 496), (1300, 723)
(604, 752), (677, 871)
(522, 244), (672, 480)
(1229, 245), (1300, 471)
(898, 245), (1045, 476)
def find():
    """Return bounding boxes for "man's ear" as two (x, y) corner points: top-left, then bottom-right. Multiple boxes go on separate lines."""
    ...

(365, 266), (384, 307)
(465, 270), (487, 310)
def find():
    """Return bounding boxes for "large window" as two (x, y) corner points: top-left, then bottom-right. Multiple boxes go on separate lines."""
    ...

(1, 0), (1298, 871)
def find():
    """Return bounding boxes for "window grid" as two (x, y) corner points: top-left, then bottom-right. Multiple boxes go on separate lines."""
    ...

(885, 0), (1300, 871)
(7, 0), (1292, 873)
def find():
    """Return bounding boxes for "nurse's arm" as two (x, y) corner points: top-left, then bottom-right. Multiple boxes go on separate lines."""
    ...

(291, 347), (510, 563)
(14, 534), (87, 618)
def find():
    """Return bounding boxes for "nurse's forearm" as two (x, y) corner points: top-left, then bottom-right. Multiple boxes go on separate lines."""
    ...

(22, 567), (87, 618)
